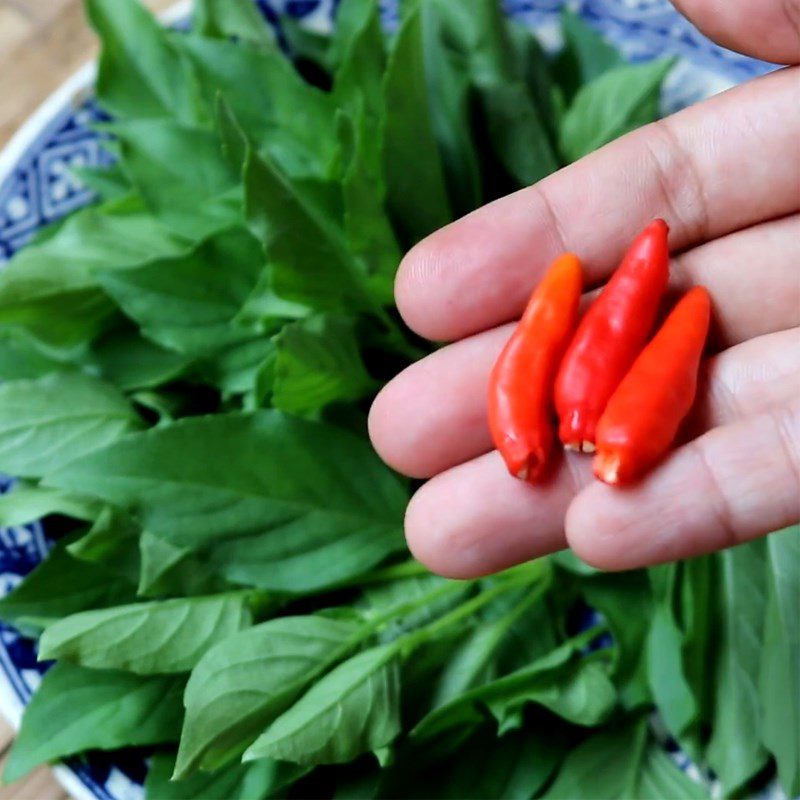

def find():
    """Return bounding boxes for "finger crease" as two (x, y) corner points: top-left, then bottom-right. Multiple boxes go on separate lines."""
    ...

(531, 184), (569, 255)
(783, 0), (800, 38)
(692, 439), (741, 549)
(708, 359), (744, 423)
(645, 119), (711, 247)
(770, 407), (800, 508)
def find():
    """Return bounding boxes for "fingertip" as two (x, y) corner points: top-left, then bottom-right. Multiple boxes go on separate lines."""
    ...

(367, 381), (431, 479)
(564, 482), (628, 571)
(404, 478), (490, 579)
(404, 452), (577, 580)
(394, 233), (450, 341)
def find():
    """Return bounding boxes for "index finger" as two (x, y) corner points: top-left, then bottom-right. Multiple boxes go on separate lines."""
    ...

(396, 67), (800, 341)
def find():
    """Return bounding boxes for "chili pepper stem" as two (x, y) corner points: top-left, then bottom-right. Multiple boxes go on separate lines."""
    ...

(559, 410), (598, 453)
(564, 440), (595, 453)
(594, 451), (622, 485)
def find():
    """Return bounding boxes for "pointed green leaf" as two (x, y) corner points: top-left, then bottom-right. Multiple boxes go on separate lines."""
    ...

(244, 644), (401, 765)
(706, 541), (769, 794)
(759, 526), (800, 797)
(39, 593), (252, 674)
(272, 313), (376, 414)
(0, 373), (143, 478)
(175, 615), (364, 777)
(3, 663), (183, 783)
(46, 411), (407, 592)
(559, 58), (674, 161)
(87, 0), (203, 124)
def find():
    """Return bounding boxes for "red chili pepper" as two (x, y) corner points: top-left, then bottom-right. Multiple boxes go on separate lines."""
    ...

(593, 286), (711, 485)
(488, 253), (582, 483)
(554, 219), (670, 452)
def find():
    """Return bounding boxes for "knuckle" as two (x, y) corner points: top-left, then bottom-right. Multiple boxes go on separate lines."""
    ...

(644, 119), (711, 245)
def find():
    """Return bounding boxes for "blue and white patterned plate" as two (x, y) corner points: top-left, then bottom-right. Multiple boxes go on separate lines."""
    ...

(0, 2), (778, 799)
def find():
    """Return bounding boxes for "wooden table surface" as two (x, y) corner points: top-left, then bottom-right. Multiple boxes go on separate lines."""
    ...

(0, 2), (175, 795)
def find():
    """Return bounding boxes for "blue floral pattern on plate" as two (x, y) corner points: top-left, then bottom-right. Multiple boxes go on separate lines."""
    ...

(0, 2), (780, 798)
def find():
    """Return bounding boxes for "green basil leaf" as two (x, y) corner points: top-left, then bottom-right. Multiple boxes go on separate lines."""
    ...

(179, 36), (339, 180)
(0, 484), (101, 527)
(506, 19), (559, 147)
(0, 538), (134, 635)
(381, 7), (451, 245)
(96, 226), (264, 357)
(39, 593), (252, 674)
(272, 313), (376, 414)
(430, 0), (559, 186)
(637, 743), (710, 800)
(420, 3), (482, 216)
(706, 541), (770, 794)
(0, 372), (143, 479)
(46, 411), (407, 592)
(559, 58), (674, 161)
(379, 725), (565, 800)
(193, 0), (276, 48)
(244, 644), (401, 765)
(110, 119), (241, 239)
(175, 615), (364, 777)
(242, 143), (376, 315)
(543, 722), (708, 799)
(145, 751), (306, 800)
(70, 163), (132, 202)
(647, 564), (698, 742)
(431, 585), (556, 708)
(3, 663), (184, 783)
(543, 718), (647, 799)
(413, 637), (615, 741)
(677, 556), (714, 726)
(334, 0), (385, 114)
(0, 201), (184, 352)
(333, 1), (401, 306)
(336, 109), (400, 306)
(0, 333), (70, 381)
(330, 0), (381, 69)
(198, 337), (277, 400)
(282, 16), (334, 73)
(582, 571), (652, 707)
(87, 324), (193, 391)
(87, 0), (204, 124)
(759, 526), (800, 797)
(67, 507), (141, 584)
(138, 530), (231, 599)
(554, 9), (623, 101)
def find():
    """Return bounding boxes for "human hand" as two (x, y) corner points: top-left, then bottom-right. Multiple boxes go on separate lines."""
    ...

(369, 0), (800, 577)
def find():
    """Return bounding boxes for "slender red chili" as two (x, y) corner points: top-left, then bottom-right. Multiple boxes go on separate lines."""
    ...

(554, 219), (670, 452)
(593, 286), (711, 485)
(488, 253), (582, 483)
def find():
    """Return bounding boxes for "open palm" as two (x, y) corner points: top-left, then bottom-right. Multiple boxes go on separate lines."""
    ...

(369, 0), (800, 577)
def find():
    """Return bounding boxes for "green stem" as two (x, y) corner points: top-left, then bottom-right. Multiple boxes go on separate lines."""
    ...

(359, 560), (431, 585)
(363, 579), (473, 634)
(397, 568), (551, 656)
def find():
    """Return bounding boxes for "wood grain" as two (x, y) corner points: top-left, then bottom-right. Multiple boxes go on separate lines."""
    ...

(0, 3), (178, 799)
(0, 0), (176, 148)
(0, 716), (68, 800)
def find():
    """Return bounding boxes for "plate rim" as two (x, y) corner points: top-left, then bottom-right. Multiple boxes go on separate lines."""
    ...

(0, 8), (191, 800)
(0, 0), (192, 188)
